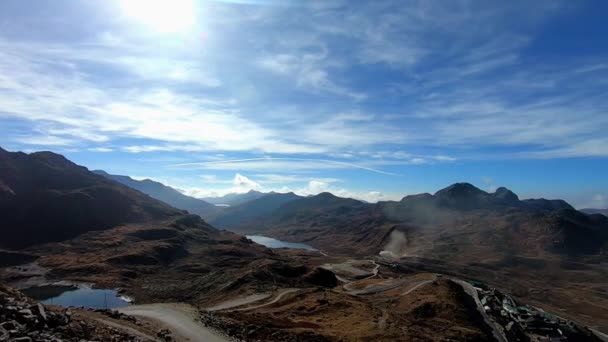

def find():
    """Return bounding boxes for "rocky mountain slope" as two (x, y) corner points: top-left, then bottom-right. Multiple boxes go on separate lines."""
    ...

(0, 147), (182, 249)
(203, 190), (266, 206)
(94, 170), (216, 217)
(380, 183), (608, 259)
(0, 148), (606, 338)
(207, 192), (302, 228)
(229, 183), (608, 259)
(582, 208), (608, 216)
(226, 192), (397, 255)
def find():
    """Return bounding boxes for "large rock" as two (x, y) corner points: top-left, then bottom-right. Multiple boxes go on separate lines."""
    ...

(302, 267), (338, 288)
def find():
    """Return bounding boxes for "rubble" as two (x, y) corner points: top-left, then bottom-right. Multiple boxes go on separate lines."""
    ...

(0, 284), (143, 341)
(476, 286), (604, 342)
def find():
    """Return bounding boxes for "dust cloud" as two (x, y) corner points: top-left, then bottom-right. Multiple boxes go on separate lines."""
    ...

(379, 230), (408, 259)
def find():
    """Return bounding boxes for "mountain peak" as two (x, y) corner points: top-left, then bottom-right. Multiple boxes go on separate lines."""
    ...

(435, 182), (487, 198)
(316, 192), (338, 199)
(92, 169), (109, 176)
(493, 186), (519, 202)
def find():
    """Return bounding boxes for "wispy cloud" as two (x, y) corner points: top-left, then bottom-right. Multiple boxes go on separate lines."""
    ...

(171, 157), (399, 175)
(0, 0), (606, 202)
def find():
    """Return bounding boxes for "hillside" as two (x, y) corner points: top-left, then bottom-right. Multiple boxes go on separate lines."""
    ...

(203, 190), (266, 206)
(582, 208), (608, 216)
(207, 192), (301, 228)
(0, 149), (606, 337)
(380, 183), (607, 259)
(226, 192), (396, 254)
(231, 183), (608, 259)
(94, 170), (216, 217)
(0, 148), (182, 249)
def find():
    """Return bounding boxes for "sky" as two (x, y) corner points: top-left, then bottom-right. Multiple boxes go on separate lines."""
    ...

(0, 0), (607, 208)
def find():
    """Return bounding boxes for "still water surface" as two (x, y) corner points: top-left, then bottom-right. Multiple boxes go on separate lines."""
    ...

(246, 235), (317, 251)
(22, 284), (131, 309)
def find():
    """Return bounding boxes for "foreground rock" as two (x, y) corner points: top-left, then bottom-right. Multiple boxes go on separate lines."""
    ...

(0, 284), (144, 341)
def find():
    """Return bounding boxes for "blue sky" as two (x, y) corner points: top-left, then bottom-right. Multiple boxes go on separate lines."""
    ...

(0, 0), (607, 207)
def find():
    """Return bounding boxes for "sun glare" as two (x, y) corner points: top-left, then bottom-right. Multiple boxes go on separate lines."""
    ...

(120, 0), (196, 33)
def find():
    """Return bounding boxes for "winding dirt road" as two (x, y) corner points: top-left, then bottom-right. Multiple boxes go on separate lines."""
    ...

(232, 288), (300, 312)
(119, 303), (230, 342)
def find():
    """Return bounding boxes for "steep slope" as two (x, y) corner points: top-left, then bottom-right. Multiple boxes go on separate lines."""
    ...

(228, 192), (395, 254)
(207, 192), (301, 228)
(94, 170), (216, 217)
(0, 148), (182, 249)
(581, 208), (608, 216)
(232, 183), (607, 259)
(380, 183), (607, 259)
(203, 190), (266, 206)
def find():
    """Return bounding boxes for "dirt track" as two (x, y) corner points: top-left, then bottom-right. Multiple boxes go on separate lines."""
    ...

(119, 303), (230, 342)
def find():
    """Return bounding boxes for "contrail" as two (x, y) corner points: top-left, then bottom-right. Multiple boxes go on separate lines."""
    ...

(170, 157), (398, 176)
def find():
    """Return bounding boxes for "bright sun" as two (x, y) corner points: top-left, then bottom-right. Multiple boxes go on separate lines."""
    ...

(120, 0), (196, 33)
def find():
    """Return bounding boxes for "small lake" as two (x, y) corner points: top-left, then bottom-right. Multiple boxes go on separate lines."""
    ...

(247, 235), (318, 251)
(22, 284), (131, 309)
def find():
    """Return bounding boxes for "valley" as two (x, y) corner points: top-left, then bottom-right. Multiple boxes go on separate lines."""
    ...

(0, 148), (607, 341)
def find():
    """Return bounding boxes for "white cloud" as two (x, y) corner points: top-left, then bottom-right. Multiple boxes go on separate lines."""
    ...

(233, 173), (262, 193)
(88, 147), (113, 152)
(257, 52), (365, 100)
(13, 135), (75, 146)
(306, 180), (330, 194)
(287, 180), (400, 203)
(1, 0), (607, 161)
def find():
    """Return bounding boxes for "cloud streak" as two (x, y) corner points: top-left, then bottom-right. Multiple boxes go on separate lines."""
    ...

(171, 157), (399, 175)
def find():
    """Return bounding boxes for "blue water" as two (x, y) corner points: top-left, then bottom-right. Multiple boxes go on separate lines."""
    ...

(23, 285), (131, 309)
(247, 235), (317, 251)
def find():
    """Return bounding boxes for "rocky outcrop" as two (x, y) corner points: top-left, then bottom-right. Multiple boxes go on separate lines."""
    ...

(0, 284), (142, 341)
(0, 148), (182, 249)
(302, 267), (338, 288)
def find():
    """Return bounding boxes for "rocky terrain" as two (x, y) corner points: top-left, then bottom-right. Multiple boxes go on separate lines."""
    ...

(582, 208), (608, 216)
(0, 283), (152, 341)
(203, 190), (267, 206)
(207, 192), (302, 228)
(1, 148), (607, 340)
(216, 183), (608, 332)
(94, 170), (217, 217)
(200, 278), (496, 341)
(0, 148), (182, 249)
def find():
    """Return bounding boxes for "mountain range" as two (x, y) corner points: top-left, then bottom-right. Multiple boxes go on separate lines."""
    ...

(93, 170), (216, 217)
(0, 148), (182, 249)
(217, 182), (608, 259)
(581, 208), (608, 216)
(2, 148), (607, 336)
(202, 190), (267, 206)
(206, 191), (302, 228)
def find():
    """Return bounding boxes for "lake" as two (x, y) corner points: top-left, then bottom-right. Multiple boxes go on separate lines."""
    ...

(22, 284), (131, 309)
(247, 235), (318, 251)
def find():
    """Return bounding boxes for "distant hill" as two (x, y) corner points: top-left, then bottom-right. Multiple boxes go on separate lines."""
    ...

(94, 170), (215, 217)
(382, 183), (574, 225)
(581, 208), (608, 216)
(207, 192), (302, 228)
(226, 192), (393, 255)
(203, 190), (266, 206)
(0, 148), (182, 249)
(233, 182), (608, 258)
